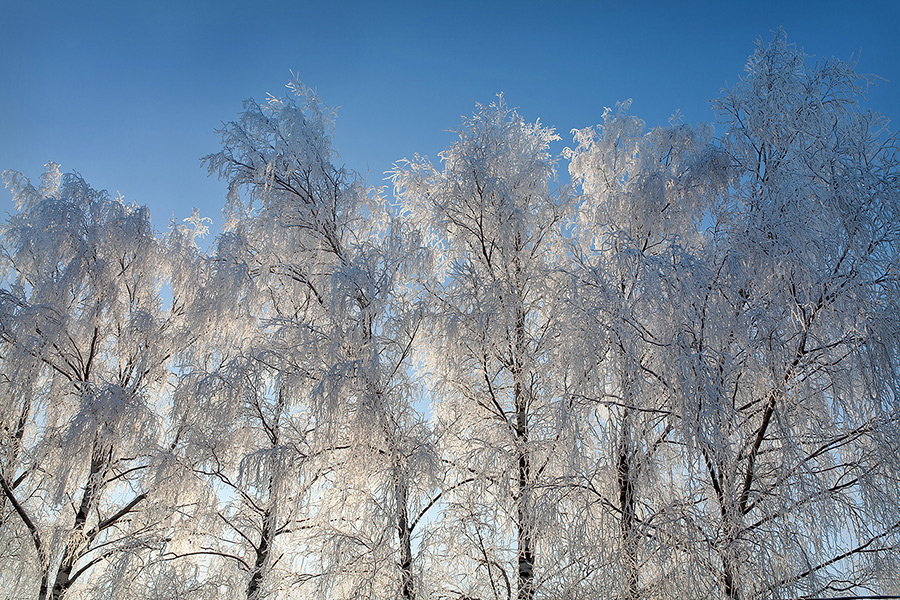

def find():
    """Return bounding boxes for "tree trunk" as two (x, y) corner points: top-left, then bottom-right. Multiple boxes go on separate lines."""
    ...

(617, 411), (638, 600)
(50, 443), (107, 600)
(247, 386), (285, 600)
(246, 506), (274, 600)
(37, 572), (50, 600)
(514, 304), (534, 600)
(721, 550), (739, 600)
(396, 473), (415, 600)
(702, 445), (741, 600)
(516, 447), (534, 600)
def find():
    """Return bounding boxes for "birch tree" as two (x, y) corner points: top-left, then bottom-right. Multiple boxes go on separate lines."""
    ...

(565, 103), (727, 599)
(394, 97), (574, 600)
(0, 165), (195, 600)
(196, 77), (438, 600)
(668, 33), (900, 599)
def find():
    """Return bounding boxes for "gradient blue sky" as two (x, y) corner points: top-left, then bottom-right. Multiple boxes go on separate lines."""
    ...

(2, 0), (898, 231)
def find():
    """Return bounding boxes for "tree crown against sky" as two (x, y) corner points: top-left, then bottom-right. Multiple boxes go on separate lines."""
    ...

(1, 29), (900, 600)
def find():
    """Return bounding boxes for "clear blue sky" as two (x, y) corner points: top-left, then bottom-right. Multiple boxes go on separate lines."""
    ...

(2, 0), (898, 232)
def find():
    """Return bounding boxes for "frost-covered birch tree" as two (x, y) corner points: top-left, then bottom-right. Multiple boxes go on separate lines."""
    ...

(0, 165), (198, 600)
(308, 212), (442, 600)
(666, 33), (900, 599)
(167, 267), (322, 600)
(194, 78), (439, 600)
(565, 103), (728, 600)
(394, 98), (575, 600)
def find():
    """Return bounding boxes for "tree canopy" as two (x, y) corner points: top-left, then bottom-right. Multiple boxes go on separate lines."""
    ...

(2, 32), (899, 600)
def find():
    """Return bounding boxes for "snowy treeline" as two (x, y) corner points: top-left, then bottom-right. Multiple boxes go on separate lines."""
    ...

(2, 34), (899, 600)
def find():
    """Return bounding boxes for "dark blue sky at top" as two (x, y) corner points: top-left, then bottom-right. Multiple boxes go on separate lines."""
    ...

(2, 0), (898, 231)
